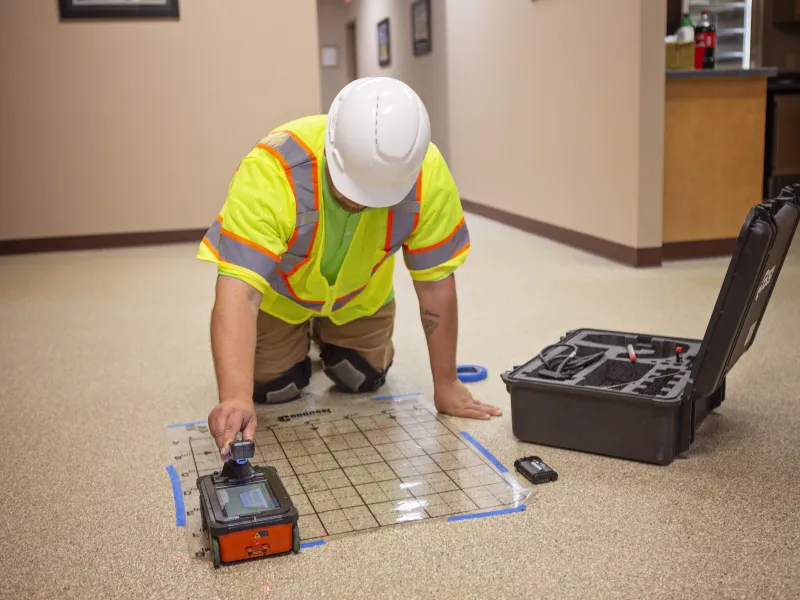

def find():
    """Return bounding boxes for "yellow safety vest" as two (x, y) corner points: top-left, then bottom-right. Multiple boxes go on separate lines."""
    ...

(197, 115), (470, 325)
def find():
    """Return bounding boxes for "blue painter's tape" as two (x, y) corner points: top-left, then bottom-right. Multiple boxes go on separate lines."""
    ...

(167, 420), (208, 429)
(166, 465), (186, 527)
(373, 392), (422, 401)
(457, 365), (488, 383)
(447, 504), (526, 522)
(460, 431), (509, 473)
(300, 539), (327, 549)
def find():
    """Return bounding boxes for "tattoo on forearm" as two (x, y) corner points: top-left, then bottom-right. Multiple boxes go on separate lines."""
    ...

(421, 309), (440, 338)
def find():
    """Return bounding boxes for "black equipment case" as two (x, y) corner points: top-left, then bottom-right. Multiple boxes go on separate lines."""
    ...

(502, 185), (800, 465)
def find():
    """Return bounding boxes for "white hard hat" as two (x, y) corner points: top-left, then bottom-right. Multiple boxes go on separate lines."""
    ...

(325, 77), (431, 209)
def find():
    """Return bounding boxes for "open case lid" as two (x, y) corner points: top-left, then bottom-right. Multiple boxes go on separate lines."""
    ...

(689, 185), (800, 400)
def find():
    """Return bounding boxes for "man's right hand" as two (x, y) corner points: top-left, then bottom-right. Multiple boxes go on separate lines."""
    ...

(208, 275), (262, 459)
(208, 398), (257, 460)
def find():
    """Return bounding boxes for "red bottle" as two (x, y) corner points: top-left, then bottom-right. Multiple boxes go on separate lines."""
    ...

(694, 10), (716, 69)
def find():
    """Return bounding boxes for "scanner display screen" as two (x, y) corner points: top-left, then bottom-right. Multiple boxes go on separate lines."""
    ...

(216, 482), (279, 517)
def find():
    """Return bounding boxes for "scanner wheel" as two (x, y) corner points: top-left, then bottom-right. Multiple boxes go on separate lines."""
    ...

(292, 525), (300, 553)
(211, 537), (221, 568)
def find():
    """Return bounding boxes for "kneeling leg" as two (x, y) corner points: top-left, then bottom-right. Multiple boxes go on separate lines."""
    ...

(252, 310), (311, 404)
(316, 300), (396, 394)
(320, 344), (391, 393)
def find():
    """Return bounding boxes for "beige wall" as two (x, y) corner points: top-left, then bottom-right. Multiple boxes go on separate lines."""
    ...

(335, 0), (450, 159)
(318, 0), (352, 111)
(0, 0), (321, 241)
(444, 0), (665, 249)
(637, 0), (667, 247)
(2, 0), (667, 249)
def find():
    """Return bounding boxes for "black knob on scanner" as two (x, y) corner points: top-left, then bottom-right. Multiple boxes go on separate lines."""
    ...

(220, 439), (256, 481)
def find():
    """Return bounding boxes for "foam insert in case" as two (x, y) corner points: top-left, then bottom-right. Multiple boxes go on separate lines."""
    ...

(502, 186), (800, 465)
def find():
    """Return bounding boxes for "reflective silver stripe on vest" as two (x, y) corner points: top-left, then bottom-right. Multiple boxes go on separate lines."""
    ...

(404, 219), (470, 272)
(278, 222), (317, 272)
(220, 235), (278, 281)
(266, 271), (324, 311)
(203, 217), (279, 282)
(278, 253), (304, 269)
(392, 199), (421, 214)
(204, 217), (222, 247)
(296, 212), (319, 226)
(385, 183), (420, 251)
(332, 285), (367, 311)
(290, 160), (317, 214)
(262, 133), (320, 276)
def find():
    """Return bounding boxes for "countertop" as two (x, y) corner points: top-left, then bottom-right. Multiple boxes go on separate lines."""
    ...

(667, 67), (778, 80)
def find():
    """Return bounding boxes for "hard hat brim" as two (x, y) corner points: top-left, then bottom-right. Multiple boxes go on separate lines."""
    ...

(325, 149), (416, 209)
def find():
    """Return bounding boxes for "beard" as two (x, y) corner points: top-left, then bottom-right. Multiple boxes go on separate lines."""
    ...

(326, 164), (366, 213)
(337, 197), (366, 213)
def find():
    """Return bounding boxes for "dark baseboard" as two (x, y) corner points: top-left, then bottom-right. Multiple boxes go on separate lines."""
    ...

(0, 228), (205, 256)
(0, 215), (737, 264)
(461, 198), (663, 267)
(662, 238), (737, 260)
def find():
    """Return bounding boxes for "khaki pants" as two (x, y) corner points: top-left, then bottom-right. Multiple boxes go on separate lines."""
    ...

(254, 299), (396, 384)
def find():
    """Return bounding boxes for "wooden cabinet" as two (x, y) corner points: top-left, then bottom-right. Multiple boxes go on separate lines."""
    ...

(773, 0), (800, 24)
(663, 75), (770, 245)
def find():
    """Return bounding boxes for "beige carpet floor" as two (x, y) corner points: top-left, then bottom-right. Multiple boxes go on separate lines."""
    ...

(1, 214), (799, 600)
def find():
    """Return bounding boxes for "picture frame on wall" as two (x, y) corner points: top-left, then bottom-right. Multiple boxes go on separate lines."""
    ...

(411, 0), (431, 56)
(58, 0), (179, 20)
(378, 18), (391, 67)
(321, 45), (340, 68)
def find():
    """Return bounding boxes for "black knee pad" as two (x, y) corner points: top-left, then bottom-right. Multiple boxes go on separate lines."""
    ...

(253, 357), (311, 404)
(320, 344), (390, 393)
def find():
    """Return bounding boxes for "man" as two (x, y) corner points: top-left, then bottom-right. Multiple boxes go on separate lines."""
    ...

(197, 77), (501, 456)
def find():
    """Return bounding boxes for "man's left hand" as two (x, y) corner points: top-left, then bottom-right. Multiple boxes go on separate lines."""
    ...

(433, 379), (502, 420)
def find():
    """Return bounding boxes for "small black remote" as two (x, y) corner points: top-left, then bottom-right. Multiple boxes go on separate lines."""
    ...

(514, 456), (558, 484)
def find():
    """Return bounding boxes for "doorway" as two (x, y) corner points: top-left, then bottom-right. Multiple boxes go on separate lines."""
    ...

(345, 20), (357, 83)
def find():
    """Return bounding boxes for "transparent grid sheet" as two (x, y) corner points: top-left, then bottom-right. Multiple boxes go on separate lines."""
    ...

(166, 394), (531, 559)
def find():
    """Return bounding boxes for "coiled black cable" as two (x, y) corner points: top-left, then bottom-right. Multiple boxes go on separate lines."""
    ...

(537, 344), (605, 378)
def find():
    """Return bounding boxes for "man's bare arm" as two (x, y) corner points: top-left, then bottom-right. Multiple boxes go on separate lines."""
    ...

(414, 275), (458, 386)
(413, 275), (501, 419)
(208, 275), (262, 454)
